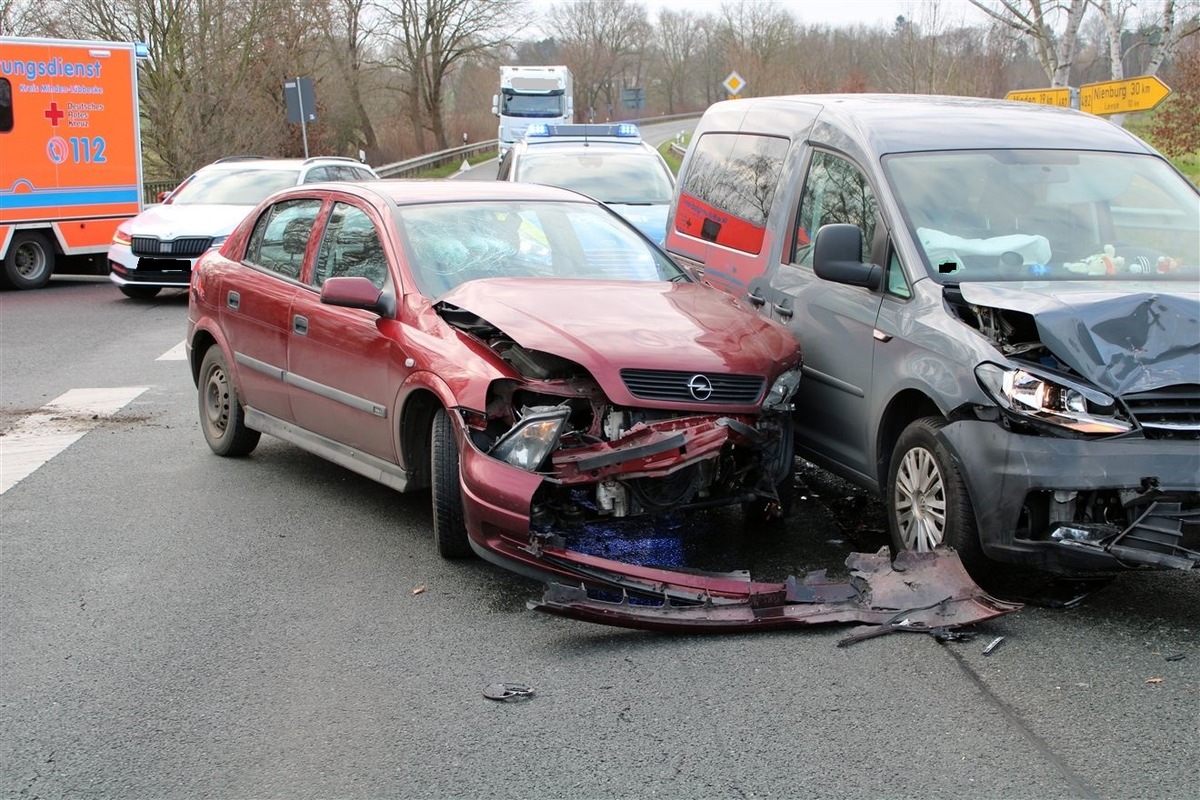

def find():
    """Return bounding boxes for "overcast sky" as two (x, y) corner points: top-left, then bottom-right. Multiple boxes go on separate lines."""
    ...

(638, 0), (990, 29)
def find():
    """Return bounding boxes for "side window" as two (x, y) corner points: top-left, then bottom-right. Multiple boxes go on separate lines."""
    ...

(303, 166), (332, 183)
(790, 151), (878, 267)
(674, 132), (789, 254)
(0, 78), (13, 133)
(886, 249), (912, 299)
(312, 203), (388, 290)
(245, 199), (323, 279)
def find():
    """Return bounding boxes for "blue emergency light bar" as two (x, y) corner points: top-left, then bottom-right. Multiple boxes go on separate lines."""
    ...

(524, 123), (641, 142)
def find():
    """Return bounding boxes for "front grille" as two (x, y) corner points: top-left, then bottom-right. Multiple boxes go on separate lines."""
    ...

(1124, 385), (1200, 439)
(621, 369), (765, 404)
(131, 236), (213, 258)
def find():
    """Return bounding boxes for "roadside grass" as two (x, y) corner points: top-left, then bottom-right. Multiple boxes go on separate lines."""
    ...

(659, 134), (690, 175)
(409, 150), (497, 179)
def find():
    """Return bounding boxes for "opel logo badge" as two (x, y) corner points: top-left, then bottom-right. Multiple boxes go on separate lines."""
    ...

(161, 241), (173, 254)
(687, 374), (713, 401)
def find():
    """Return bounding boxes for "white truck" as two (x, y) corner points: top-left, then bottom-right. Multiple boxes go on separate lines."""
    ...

(492, 65), (573, 157)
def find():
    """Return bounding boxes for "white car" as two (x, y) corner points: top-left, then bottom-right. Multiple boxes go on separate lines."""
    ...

(108, 156), (379, 299)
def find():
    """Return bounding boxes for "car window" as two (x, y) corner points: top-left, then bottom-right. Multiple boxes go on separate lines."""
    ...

(312, 202), (389, 289)
(245, 198), (323, 279)
(303, 166), (333, 183)
(396, 200), (684, 297)
(169, 167), (302, 205)
(791, 150), (878, 267)
(336, 165), (377, 181)
(516, 150), (674, 203)
(884, 150), (1199, 282)
(674, 132), (789, 254)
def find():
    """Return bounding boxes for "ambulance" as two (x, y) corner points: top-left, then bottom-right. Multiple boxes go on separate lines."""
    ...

(0, 36), (144, 289)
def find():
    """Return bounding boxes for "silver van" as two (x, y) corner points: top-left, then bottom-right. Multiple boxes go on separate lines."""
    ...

(664, 94), (1199, 577)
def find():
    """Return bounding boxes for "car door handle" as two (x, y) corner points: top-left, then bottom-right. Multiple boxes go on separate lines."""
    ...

(293, 315), (308, 336)
(773, 302), (793, 319)
(747, 291), (766, 307)
(226, 291), (240, 311)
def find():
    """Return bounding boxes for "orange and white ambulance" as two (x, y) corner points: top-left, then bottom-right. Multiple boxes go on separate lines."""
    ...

(0, 36), (144, 289)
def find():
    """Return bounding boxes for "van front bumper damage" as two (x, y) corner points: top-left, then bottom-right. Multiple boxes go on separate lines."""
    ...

(939, 420), (1200, 573)
(457, 420), (1019, 636)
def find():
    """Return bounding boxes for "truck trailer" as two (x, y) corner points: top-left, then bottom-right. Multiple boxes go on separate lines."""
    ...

(0, 36), (144, 289)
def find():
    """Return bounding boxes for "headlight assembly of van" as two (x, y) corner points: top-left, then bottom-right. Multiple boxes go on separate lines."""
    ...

(975, 363), (1133, 435)
(763, 367), (802, 411)
(489, 406), (571, 471)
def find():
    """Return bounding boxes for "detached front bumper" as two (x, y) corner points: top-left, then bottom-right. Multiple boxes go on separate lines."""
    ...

(939, 420), (1200, 573)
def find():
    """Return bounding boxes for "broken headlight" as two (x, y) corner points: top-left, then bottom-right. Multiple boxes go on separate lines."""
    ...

(975, 363), (1132, 435)
(489, 406), (571, 471)
(763, 367), (802, 411)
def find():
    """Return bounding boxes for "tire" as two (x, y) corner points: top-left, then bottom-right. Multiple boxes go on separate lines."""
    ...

(887, 416), (988, 573)
(197, 347), (260, 457)
(431, 408), (473, 559)
(1, 232), (55, 290)
(119, 285), (162, 300)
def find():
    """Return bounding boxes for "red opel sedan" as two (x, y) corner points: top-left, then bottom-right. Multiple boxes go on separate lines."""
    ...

(186, 180), (801, 590)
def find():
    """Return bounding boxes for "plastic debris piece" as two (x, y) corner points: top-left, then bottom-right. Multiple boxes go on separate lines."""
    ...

(1164, 653), (1186, 662)
(411, 585), (427, 596)
(982, 636), (1006, 655)
(931, 627), (978, 643)
(1145, 677), (1164, 684)
(484, 683), (535, 701)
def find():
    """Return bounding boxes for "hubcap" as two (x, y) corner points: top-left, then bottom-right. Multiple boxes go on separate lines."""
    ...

(15, 244), (46, 280)
(203, 366), (230, 434)
(894, 446), (946, 551)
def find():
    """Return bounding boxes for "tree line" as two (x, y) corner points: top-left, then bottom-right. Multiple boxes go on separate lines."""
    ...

(2, 0), (1196, 181)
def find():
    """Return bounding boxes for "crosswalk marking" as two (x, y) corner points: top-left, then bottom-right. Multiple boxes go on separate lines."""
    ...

(0, 387), (148, 495)
(157, 340), (187, 361)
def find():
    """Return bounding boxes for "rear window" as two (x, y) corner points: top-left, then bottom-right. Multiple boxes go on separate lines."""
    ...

(674, 132), (788, 254)
(170, 167), (301, 206)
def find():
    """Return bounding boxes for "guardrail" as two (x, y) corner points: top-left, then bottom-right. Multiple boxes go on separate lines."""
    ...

(375, 140), (500, 179)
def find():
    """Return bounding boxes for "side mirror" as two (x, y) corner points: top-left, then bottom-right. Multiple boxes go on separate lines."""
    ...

(492, 94), (499, 116)
(320, 276), (395, 318)
(812, 223), (882, 290)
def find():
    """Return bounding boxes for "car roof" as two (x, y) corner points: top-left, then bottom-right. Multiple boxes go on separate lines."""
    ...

(200, 156), (374, 172)
(304, 179), (602, 207)
(704, 93), (1155, 156)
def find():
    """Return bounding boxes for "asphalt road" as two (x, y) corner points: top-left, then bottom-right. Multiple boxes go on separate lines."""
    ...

(1, 284), (1196, 795)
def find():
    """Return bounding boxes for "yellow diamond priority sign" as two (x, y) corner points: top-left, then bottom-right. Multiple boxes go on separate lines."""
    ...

(723, 71), (746, 97)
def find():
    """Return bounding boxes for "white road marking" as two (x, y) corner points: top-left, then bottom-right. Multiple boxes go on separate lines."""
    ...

(157, 340), (187, 361)
(0, 387), (148, 495)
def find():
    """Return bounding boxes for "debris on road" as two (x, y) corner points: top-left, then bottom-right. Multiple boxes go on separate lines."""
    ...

(528, 547), (1021, 639)
(484, 683), (535, 701)
(982, 636), (1007, 656)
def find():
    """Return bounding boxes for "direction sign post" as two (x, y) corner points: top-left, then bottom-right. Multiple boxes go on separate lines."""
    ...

(1004, 88), (1072, 108)
(1079, 75), (1171, 116)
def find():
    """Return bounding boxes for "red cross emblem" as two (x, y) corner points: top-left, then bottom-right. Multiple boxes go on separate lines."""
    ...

(44, 102), (64, 126)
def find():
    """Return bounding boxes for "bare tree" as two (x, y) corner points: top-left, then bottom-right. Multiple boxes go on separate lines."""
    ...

(546, 0), (649, 120)
(969, 0), (1089, 86)
(378, 0), (521, 151)
(653, 9), (702, 113)
(714, 0), (802, 97)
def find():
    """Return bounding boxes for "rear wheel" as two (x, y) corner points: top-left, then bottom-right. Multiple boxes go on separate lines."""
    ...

(887, 416), (987, 573)
(431, 408), (473, 559)
(197, 347), (260, 457)
(119, 285), (162, 300)
(1, 232), (54, 290)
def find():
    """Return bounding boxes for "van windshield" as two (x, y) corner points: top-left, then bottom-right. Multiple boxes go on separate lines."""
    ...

(884, 150), (1199, 283)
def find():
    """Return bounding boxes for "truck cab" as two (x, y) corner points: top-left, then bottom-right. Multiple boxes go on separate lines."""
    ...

(492, 65), (573, 158)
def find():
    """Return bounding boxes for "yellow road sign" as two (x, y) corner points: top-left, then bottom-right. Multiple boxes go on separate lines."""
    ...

(1079, 75), (1171, 115)
(723, 71), (745, 96)
(1005, 88), (1072, 107)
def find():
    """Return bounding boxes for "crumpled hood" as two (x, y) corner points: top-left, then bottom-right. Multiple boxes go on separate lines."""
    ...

(127, 203), (253, 238)
(440, 278), (798, 388)
(958, 281), (1200, 396)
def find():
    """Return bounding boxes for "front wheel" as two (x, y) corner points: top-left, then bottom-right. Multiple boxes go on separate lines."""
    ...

(197, 347), (260, 457)
(120, 285), (162, 300)
(887, 417), (987, 572)
(1, 231), (55, 290)
(431, 408), (472, 559)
